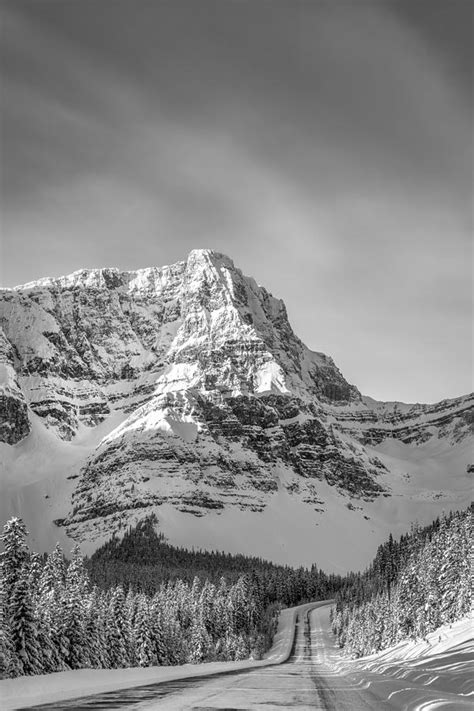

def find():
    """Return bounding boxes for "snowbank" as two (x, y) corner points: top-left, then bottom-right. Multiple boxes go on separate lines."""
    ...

(310, 604), (473, 710)
(349, 615), (474, 698)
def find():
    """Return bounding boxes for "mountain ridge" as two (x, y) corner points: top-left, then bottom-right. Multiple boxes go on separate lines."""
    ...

(1, 249), (472, 570)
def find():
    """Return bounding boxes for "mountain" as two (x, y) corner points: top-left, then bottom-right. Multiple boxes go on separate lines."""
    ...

(1, 249), (472, 571)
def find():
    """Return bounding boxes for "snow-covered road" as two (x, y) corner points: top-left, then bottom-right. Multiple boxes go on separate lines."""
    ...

(305, 605), (472, 711)
(138, 605), (374, 711)
(112, 605), (471, 711)
(1, 602), (471, 710)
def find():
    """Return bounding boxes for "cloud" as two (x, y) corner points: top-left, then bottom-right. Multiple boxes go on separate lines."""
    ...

(0, 1), (471, 402)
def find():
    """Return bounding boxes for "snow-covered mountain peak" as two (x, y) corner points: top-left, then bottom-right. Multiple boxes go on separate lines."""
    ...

(12, 263), (186, 296)
(11, 250), (234, 294)
(1, 250), (472, 566)
(1, 249), (358, 436)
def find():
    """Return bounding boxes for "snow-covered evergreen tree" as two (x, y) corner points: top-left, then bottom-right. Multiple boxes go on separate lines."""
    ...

(0, 515), (291, 677)
(84, 587), (108, 669)
(0, 571), (14, 677)
(337, 507), (472, 658)
(0, 518), (29, 596)
(9, 564), (43, 675)
(134, 594), (156, 667)
(188, 612), (211, 663)
(62, 545), (89, 669)
(36, 544), (68, 671)
(106, 586), (131, 668)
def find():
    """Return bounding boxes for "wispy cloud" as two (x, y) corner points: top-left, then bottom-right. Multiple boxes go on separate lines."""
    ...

(1, 0), (471, 402)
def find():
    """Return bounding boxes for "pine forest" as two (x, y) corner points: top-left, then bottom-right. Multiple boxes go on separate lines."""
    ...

(0, 505), (471, 678)
(331, 506), (472, 657)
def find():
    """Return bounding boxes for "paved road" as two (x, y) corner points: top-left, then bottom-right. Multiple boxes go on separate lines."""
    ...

(18, 602), (470, 710)
(133, 604), (394, 711)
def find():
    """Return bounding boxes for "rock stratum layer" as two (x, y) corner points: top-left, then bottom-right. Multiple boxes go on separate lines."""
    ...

(1, 250), (472, 568)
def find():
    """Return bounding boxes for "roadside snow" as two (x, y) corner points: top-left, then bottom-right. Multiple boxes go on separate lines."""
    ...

(349, 615), (474, 698)
(309, 605), (473, 710)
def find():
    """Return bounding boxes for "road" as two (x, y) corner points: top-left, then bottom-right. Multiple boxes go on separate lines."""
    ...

(129, 603), (394, 711)
(17, 602), (470, 710)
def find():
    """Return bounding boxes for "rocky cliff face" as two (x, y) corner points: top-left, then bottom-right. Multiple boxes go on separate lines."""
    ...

(334, 395), (474, 446)
(0, 329), (30, 444)
(1, 249), (472, 554)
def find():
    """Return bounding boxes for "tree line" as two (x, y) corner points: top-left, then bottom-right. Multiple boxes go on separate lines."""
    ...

(1, 504), (471, 678)
(0, 518), (280, 678)
(86, 515), (344, 608)
(331, 506), (472, 657)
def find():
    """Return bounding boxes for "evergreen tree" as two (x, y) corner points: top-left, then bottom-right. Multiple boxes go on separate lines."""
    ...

(0, 518), (29, 597)
(9, 564), (43, 675)
(107, 586), (130, 668)
(63, 545), (89, 669)
(134, 594), (155, 667)
(335, 506), (472, 657)
(84, 588), (108, 668)
(188, 612), (211, 663)
(0, 571), (14, 678)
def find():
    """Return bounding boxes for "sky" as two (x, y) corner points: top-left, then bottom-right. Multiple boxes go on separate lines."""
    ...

(0, 0), (472, 403)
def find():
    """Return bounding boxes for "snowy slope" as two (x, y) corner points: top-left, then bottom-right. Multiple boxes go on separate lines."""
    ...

(310, 605), (473, 710)
(348, 615), (473, 698)
(0, 249), (472, 569)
